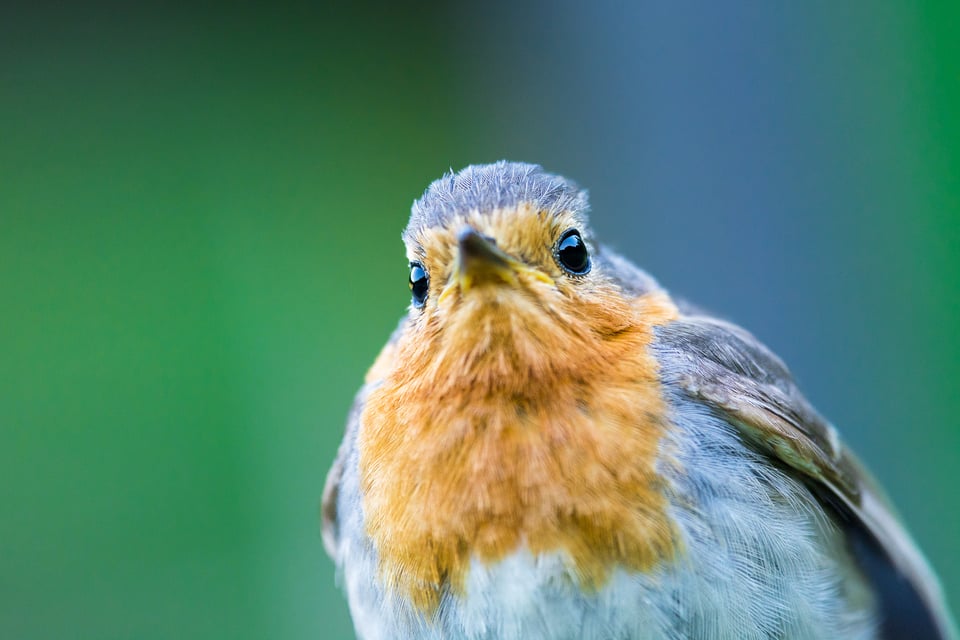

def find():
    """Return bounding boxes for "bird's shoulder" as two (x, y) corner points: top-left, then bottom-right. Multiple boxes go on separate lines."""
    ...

(651, 311), (957, 640)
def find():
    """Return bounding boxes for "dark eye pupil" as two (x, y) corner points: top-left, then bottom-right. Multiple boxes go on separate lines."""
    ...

(409, 263), (429, 307)
(556, 230), (590, 274)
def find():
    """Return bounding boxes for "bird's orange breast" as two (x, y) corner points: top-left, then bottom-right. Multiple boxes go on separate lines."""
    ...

(358, 289), (681, 614)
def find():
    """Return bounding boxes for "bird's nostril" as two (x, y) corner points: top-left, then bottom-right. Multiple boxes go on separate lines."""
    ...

(456, 227), (497, 247)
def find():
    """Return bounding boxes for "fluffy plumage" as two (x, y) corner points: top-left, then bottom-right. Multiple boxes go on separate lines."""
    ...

(323, 162), (958, 639)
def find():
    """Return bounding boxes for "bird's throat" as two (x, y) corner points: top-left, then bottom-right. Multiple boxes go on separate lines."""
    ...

(357, 291), (682, 615)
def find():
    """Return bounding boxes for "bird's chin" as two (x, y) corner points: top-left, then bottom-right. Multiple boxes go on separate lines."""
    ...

(440, 282), (554, 332)
(440, 265), (557, 310)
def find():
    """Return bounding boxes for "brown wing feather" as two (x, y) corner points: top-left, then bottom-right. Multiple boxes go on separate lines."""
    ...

(321, 447), (344, 558)
(656, 314), (957, 639)
(323, 320), (408, 560)
(322, 384), (369, 560)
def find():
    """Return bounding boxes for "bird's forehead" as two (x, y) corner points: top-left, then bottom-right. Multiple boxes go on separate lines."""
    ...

(403, 161), (589, 244)
(405, 204), (581, 267)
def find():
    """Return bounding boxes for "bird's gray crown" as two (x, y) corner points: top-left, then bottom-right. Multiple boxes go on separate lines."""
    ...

(405, 161), (589, 240)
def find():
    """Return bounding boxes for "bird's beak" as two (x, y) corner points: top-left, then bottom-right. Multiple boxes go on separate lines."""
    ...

(439, 227), (552, 303)
(457, 227), (516, 289)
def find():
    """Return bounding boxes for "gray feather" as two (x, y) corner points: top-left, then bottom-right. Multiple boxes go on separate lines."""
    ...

(405, 161), (588, 242)
(654, 315), (958, 640)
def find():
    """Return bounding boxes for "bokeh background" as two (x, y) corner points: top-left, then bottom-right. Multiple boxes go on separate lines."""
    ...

(3, 2), (958, 638)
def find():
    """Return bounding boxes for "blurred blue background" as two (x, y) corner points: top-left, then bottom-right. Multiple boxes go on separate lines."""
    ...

(2, 2), (957, 638)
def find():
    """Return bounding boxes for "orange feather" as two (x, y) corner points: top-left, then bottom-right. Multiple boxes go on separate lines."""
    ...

(358, 204), (682, 613)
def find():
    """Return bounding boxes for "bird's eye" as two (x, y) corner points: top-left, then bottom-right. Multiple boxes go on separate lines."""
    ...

(409, 262), (429, 308)
(555, 229), (591, 275)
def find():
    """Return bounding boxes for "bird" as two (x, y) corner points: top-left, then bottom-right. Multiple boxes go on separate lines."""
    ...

(322, 161), (958, 639)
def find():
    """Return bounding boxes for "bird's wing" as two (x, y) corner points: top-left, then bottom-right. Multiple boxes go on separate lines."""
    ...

(655, 315), (957, 640)
(322, 318), (408, 560)
(321, 386), (364, 559)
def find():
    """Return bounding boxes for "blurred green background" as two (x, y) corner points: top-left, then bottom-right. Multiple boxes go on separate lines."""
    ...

(2, 2), (958, 638)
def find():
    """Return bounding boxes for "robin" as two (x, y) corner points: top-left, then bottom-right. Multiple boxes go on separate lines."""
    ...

(322, 162), (958, 639)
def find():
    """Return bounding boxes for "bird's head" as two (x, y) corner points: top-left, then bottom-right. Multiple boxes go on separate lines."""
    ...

(357, 162), (680, 614)
(375, 162), (665, 394)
